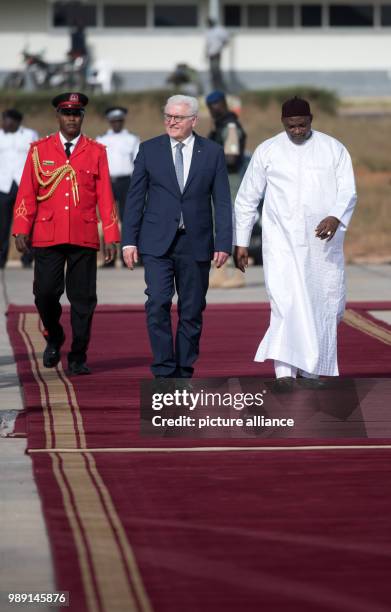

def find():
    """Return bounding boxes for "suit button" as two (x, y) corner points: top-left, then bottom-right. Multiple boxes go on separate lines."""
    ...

(65, 193), (69, 196)
(175, 218), (179, 222)
(66, 160), (69, 164)
(65, 206), (69, 210)
(66, 177), (70, 181)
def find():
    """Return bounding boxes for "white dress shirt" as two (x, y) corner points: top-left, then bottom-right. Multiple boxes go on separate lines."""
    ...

(169, 133), (194, 185)
(123, 133), (195, 250)
(205, 24), (229, 57)
(0, 125), (38, 193)
(59, 131), (81, 155)
(96, 129), (140, 178)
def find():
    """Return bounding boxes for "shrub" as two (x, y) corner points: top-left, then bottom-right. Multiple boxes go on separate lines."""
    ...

(0, 89), (172, 116)
(242, 87), (339, 115)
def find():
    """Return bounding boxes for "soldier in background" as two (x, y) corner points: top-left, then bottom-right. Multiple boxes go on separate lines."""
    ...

(206, 90), (247, 288)
(97, 107), (140, 266)
(0, 109), (38, 268)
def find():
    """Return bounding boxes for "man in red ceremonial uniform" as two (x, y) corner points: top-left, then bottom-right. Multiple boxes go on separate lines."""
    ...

(13, 92), (120, 375)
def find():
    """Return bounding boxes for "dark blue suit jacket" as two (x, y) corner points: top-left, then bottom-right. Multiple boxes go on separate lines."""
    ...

(121, 133), (232, 261)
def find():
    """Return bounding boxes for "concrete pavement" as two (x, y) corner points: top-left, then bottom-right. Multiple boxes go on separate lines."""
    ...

(3, 261), (391, 305)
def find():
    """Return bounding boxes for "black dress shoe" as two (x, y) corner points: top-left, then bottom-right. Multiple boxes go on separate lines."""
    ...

(153, 376), (174, 391)
(43, 331), (65, 368)
(174, 379), (194, 392)
(272, 376), (295, 393)
(297, 378), (327, 390)
(67, 362), (91, 376)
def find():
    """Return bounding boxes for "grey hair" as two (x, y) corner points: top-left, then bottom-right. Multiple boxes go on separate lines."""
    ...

(164, 95), (199, 116)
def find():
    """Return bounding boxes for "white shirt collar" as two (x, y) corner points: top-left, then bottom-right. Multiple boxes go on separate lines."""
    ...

(59, 131), (82, 148)
(170, 132), (195, 149)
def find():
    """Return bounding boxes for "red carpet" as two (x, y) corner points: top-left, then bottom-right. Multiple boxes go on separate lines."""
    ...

(6, 303), (391, 612)
(7, 302), (391, 449)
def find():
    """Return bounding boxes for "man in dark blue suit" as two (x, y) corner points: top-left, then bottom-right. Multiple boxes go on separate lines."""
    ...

(122, 95), (232, 378)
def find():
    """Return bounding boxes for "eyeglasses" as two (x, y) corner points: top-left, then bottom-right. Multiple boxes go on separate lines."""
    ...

(58, 109), (84, 117)
(163, 113), (195, 123)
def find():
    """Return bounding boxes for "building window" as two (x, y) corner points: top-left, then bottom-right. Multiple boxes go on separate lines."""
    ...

(154, 5), (198, 27)
(224, 4), (242, 26)
(301, 4), (322, 26)
(103, 5), (147, 27)
(329, 5), (374, 26)
(53, 1), (97, 27)
(381, 5), (391, 24)
(248, 4), (270, 26)
(276, 4), (295, 26)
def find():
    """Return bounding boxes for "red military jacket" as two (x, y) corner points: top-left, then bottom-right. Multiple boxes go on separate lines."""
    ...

(13, 132), (120, 248)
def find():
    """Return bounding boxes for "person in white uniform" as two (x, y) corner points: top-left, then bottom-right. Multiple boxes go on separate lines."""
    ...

(205, 18), (229, 91)
(0, 109), (38, 267)
(233, 97), (357, 389)
(97, 106), (139, 266)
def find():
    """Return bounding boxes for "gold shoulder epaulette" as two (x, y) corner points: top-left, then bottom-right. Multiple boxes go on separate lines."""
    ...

(30, 134), (54, 149)
(90, 139), (106, 151)
(30, 134), (52, 147)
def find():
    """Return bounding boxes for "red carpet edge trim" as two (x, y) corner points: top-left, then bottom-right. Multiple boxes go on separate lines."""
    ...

(343, 309), (391, 346)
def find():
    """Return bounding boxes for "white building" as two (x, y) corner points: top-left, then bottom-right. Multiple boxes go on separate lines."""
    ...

(1, 0), (391, 95)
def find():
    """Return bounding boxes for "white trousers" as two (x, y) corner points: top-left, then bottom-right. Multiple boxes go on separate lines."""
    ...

(274, 360), (318, 379)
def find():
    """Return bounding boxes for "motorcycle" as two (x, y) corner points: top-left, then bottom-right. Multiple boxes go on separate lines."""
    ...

(3, 49), (88, 90)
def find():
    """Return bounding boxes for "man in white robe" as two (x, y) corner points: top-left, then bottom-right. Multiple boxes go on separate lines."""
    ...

(233, 97), (357, 387)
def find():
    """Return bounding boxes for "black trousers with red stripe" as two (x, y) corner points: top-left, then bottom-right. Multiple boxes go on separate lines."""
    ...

(33, 244), (97, 365)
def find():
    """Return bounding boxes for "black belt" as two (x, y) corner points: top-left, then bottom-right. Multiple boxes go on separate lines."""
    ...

(111, 175), (131, 181)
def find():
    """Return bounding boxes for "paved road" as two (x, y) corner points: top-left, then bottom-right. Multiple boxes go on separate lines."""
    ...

(0, 263), (390, 603)
(3, 262), (391, 305)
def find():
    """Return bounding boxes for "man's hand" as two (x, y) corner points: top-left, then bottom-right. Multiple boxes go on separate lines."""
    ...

(104, 242), (117, 263)
(123, 246), (139, 270)
(233, 246), (248, 272)
(315, 216), (340, 241)
(213, 251), (229, 269)
(15, 234), (30, 254)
